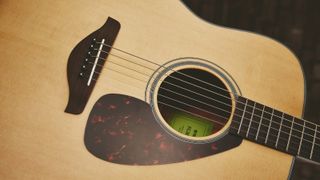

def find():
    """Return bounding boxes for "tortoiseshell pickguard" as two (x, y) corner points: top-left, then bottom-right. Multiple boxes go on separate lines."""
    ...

(84, 94), (242, 165)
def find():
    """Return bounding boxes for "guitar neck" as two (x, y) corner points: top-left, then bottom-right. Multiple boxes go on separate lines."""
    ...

(230, 96), (320, 164)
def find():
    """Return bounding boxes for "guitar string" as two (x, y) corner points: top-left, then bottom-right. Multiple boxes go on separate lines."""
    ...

(95, 41), (231, 93)
(88, 54), (320, 142)
(91, 51), (314, 135)
(96, 41), (312, 119)
(87, 53), (320, 142)
(94, 42), (320, 130)
(86, 43), (319, 158)
(90, 64), (320, 147)
(94, 43), (312, 133)
(91, 55), (232, 106)
(90, 57), (231, 108)
(91, 61), (231, 110)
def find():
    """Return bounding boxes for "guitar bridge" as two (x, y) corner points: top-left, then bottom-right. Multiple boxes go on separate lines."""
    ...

(65, 17), (121, 114)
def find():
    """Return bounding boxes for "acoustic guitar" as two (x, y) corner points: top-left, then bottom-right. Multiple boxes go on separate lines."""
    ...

(0, 0), (319, 179)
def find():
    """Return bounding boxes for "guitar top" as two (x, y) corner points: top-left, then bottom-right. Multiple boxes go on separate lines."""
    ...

(1, 0), (317, 179)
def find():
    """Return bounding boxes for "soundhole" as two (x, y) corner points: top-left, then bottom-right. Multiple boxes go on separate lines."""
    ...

(157, 68), (232, 139)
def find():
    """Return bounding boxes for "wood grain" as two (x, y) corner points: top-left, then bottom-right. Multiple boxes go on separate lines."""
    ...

(0, 0), (305, 179)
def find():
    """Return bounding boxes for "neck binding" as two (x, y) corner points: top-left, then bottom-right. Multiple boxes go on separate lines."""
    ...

(229, 96), (320, 164)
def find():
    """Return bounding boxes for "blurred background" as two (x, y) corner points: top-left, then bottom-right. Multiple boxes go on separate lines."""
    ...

(181, 0), (320, 179)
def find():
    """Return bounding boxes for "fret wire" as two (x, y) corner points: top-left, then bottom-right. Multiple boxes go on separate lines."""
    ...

(232, 110), (319, 146)
(246, 102), (256, 138)
(233, 121), (295, 147)
(246, 110), (318, 139)
(286, 117), (295, 151)
(237, 99), (248, 134)
(231, 121), (313, 156)
(275, 112), (284, 148)
(310, 125), (317, 159)
(255, 105), (266, 141)
(238, 116), (319, 146)
(248, 110), (317, 139)
(299, 119), (319, 132)
(298, 120), (305, 155)
(265, 109), (274, 144)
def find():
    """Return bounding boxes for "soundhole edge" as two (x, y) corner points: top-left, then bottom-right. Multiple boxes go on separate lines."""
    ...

(149, 60), (238, 144)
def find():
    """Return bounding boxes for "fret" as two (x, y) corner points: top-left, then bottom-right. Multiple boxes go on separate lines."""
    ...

(296, 119), (316, 160)
(229, 96), (246, 134)
(265, 109), (274, 144)
(256, 106), (272, 143)
(311, 126), (320, 162)
(301, 121), (316, 159)
(297, 120), (305, 155)
(237, 99), (248, 134)
(246, 102), (256, 138)
(238, 100), (255, 137)
(255, 105), (265, 141)
(310, 125), (317, 159)
(288, 118), (303, 154)
(286, 116), (294, 152)
(248, 103), (263, 139)
(277, 114), (292, 151)
(275, 112), (284, 148)
(266, 109), (281, 147)
(230, 96), (320, 164)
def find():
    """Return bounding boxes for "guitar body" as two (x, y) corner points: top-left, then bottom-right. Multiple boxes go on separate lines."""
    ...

(0, 0), (306, 179)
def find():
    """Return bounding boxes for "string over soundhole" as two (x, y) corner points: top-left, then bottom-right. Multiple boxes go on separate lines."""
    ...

(147, 59), (239, 144)
(157, 68), (232, 138)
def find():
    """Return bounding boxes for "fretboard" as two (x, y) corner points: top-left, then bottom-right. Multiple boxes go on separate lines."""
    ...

(230, 96), (320, 164)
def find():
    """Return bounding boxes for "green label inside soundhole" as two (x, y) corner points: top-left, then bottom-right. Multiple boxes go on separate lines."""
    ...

(169, 113), (213, 137)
